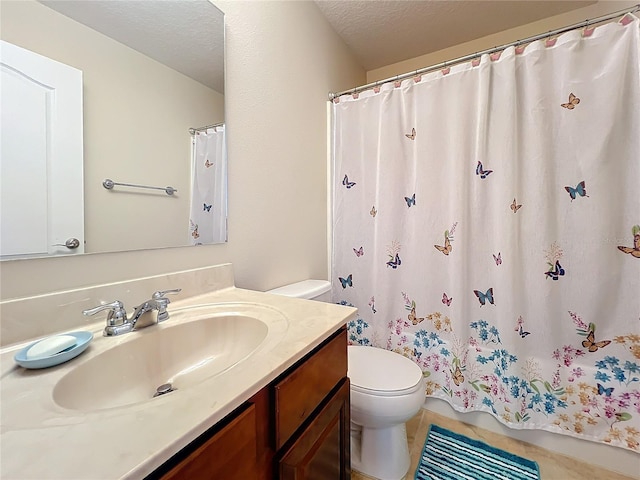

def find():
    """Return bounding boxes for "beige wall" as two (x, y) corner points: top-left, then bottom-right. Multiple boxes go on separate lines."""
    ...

(1, 0), (224, 254)
(0, 0), (365, 299)
(368, 1), (638, 83)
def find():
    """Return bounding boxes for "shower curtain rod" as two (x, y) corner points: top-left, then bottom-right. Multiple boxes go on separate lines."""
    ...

(328, 4), (640, 100)
(189, 122), (224, 135)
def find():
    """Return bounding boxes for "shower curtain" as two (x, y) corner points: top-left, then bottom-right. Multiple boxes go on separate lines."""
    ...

(332, 16), (640, 452)
(189, 125), (227, 244)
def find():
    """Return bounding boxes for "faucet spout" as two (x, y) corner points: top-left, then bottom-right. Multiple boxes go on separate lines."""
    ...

(129, 301), (154, 329)
(130, 289), (182, 330)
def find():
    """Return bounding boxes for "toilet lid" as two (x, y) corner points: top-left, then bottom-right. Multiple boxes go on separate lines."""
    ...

(348, 346), (423, 393)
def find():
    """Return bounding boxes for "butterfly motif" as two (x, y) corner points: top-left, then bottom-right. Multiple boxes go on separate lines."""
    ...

(353, 246), (364, 257)
(386, 253), (401, 269)
(434, 234), (452, 256)
(342, 174), (356, 189)
(476, 161), (493, 179)
(473, 288), (494, 306)
(597, 383), (614, 397)
(404, 193), (416, 207)
(451, 365), (464, 386)
(370, 206), (377, 217)
(338, 274), (353, 289)
(561, 92), (580, 110)
(203, 203), (212, 212)
(405, 128), (416, 140)
(517, 325), (531, 338)
(545, 260), (565, 280)
(618, 244), (640, 257)
(493, 252), (502, 266)
(615, 412), (633, 423)
(565, 181), (588, 201)
(514, 315), (530, 337)
(413, 348), (422, 361)
(408, 306), (424, 325)
(510, 198), (522, 213)
(442, 293), (452, 306)
(204, 159), (213, 168)
(617, 225), (640, 258)
(582, 324), (611, 352)
(369, 298), (377, 314)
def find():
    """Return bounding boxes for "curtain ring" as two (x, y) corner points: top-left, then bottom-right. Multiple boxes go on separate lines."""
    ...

(583, 18), (595, 37)
(545, 33), (557, 47)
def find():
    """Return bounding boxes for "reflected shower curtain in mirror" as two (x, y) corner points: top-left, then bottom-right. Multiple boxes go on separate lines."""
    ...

(332, 17), (640, 451)
(189, 125), (227, 244)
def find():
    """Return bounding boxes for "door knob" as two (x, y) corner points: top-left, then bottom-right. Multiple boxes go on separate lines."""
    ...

(53, 238), (80, 249)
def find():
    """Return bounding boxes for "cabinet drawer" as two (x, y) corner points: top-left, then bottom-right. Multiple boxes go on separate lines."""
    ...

(274, 328), (347, 449)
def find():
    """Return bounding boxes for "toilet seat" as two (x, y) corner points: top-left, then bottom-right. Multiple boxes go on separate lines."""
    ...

(351, 381), (422, 397)
(348, 346), (423, 397)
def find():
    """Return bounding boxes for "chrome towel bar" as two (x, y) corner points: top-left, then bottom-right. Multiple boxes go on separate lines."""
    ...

(102, 179), (177, 196)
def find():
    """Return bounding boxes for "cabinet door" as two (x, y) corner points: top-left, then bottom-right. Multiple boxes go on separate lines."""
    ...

(274, 327), (347, 449)
(279, 378), (350, 480)
(161, 403), (257, 480)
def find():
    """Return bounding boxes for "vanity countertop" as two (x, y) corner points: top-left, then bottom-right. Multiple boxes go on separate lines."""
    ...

(0, 286), (357, 479)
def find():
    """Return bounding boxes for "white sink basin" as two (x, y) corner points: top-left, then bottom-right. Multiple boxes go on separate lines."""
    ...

(52, 304), (285, 412)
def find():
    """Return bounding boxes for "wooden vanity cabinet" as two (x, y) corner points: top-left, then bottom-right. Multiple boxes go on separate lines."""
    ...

(160, 403), (258, 479)
(150, 326), (349, 480)
(279, 378), (350, 480)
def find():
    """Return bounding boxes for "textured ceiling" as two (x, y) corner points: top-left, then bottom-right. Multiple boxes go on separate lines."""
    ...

(37, 1), (598, 93)
(314, 0), (596, 70)
(38, 0), (224, 93)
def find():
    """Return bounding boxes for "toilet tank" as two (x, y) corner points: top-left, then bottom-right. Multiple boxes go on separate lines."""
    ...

(266, 279), (332, 302)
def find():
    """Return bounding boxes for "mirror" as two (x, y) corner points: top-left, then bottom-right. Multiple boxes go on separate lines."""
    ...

(0, 0), (226, 259)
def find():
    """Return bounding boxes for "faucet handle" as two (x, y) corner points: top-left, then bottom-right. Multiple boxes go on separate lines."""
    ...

(152, 289), (182, 301)
(82, 300), (128, 326)
(151, 289), (181, 322)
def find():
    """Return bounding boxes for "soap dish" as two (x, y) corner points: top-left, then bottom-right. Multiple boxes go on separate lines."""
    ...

(14, 331), (93, 369)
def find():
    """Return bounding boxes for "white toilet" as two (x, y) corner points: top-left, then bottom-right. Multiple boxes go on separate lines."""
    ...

(267, 280), (425, 480)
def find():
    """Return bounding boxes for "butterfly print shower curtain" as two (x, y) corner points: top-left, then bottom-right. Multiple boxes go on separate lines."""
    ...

(189, 126), (226, 244)
(332, 17), (640, 452)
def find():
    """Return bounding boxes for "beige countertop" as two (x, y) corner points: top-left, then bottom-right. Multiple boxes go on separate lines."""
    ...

(0, 286), (356, 479)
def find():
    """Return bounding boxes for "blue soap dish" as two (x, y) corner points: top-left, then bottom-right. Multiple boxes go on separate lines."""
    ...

(14, 331), (93, 369)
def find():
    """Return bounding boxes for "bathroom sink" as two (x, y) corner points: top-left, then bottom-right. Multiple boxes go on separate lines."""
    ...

(52, 305), (277, 412)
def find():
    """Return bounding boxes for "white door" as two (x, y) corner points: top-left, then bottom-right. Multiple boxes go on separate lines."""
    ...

(0, 40), (84, 258)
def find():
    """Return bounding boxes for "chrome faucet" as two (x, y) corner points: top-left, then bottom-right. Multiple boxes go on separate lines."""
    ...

(83, 289), (181, 336)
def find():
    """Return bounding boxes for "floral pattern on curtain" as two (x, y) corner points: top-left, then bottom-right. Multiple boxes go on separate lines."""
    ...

(332, 17), (640, 452)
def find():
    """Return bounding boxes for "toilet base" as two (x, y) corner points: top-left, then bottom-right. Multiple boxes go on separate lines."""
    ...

(351, 423), (410, 480)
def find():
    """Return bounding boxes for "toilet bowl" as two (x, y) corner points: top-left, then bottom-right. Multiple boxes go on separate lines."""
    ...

(348, 345), (425, 480)
(266, 280), (425, 480)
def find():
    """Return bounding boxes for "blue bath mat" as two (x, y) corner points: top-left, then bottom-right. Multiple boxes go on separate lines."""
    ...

(415, 424), (540, 480)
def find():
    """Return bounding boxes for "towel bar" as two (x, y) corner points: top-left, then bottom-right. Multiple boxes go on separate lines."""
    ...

(102, 179), (177, 196)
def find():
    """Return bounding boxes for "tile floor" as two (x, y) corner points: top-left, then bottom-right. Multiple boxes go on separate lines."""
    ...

(351, 409), (638, 480)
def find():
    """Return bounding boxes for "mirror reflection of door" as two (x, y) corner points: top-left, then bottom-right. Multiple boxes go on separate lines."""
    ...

(0, 40), (84, 258)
